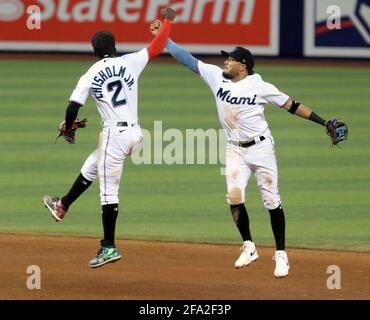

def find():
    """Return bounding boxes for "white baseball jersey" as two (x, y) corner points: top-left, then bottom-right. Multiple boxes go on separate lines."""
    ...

(74, 49), (149, 205)
(197, 61), (289, 209)
(197, 61), (289, 142)
(70, 48), (149, 123)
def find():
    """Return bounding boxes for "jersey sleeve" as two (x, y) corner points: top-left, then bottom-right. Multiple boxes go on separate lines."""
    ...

(69, 74), (90, 105)
(260, 81), (290, 107)
(147, 19), (171, 59)
(197, 60), (223, 92)
(122, 48), (149, 77)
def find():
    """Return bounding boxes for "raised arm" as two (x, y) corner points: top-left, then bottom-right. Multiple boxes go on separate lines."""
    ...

(149, 20), (198, 74)
(166, 38), (199, 74)
(147, 8), (176, 59)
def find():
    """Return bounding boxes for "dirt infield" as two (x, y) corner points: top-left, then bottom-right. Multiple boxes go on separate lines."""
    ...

(1, 234), (369, 300)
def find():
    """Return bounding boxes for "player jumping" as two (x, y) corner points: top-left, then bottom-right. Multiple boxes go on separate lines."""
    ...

(43, 8), (176, 268)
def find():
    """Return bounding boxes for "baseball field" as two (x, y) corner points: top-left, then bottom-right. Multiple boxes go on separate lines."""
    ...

(0, 56), (369, 299)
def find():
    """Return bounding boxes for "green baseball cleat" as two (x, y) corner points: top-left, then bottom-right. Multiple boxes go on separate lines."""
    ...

(89, 246), (121, 268)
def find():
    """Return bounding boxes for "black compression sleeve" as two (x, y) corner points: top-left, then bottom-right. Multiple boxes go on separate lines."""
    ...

(288, 100), (300, 114)
(65, 101), (82, 130)
(308, 111), (326, 126)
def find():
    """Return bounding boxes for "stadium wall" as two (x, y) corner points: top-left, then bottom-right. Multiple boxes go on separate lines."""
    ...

(0, 0), (369, 59)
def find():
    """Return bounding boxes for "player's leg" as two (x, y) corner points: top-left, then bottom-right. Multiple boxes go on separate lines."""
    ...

(43, 150), (97, 221)
(89, 127), (142, 268)
(253, 138), (289, 277)
(62, 150), (97, 209)
(253, 142), (285, 249)
(97, 128), (143, 247)
(225, 145), (258, 268)
(226, 145), (251, 239)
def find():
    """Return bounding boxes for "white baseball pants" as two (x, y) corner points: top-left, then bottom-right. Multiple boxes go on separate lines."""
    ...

(81, 125), (143, 205)
(225, 136), (281, 210)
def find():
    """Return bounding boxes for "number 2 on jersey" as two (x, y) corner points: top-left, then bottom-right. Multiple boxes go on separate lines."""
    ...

(107, 80), (126, 107)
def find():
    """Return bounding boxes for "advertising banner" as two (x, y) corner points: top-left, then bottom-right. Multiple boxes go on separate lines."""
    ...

(0, 0), (280, 55)
(304, 0), (370, 58)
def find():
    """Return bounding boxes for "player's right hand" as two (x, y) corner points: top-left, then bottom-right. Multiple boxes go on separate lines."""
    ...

(160, 7), (176, 21)
(150, 19), (162, 36)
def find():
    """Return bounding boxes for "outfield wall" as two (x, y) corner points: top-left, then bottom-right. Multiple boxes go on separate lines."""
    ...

(0, 0), (369, 58)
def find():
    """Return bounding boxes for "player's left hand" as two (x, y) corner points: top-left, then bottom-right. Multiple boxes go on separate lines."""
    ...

(150, 19), (162, 36)
(56, 118), (88, 144)
(325, 118), (348, 146)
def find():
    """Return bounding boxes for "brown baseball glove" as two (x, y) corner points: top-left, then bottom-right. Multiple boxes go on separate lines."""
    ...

(160, 7), (176, 21)
(56, 118), (87, 144)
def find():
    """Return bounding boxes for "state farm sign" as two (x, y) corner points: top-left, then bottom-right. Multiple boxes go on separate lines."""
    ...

(0, 0), (280, 55)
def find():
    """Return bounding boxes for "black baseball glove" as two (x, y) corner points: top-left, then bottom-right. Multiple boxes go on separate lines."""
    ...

(56, 118), (88, 144)
(325, 118), (348, 146)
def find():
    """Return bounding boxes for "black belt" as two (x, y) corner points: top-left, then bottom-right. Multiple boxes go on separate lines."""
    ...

(117, 122), (136, 127)
(232, 136), (265, 148)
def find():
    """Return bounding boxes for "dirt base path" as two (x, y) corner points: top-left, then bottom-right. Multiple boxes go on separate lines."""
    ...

(1, 234), (369, 300)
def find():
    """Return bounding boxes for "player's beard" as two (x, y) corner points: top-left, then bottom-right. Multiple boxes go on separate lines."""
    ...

(222, 71), (234, 80)
(223, 65), (239, 80)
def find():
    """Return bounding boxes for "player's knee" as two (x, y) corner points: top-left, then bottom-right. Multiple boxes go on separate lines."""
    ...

(81, 161), (98, 182)
(226, 187), (244, 205)
(81, 167), (97, 182)
(261, 190), (281, 210)
(263, 198), (281, 210)
(100, 193), (119, 205)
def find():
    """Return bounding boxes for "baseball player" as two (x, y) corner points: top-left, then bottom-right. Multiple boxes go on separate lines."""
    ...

(149, 25), (347, 277)
(43, 8), (176, 268)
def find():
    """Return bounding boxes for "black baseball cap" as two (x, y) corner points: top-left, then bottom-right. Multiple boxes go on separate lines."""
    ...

(221, 47), (255, 74)
(91, 31), (117, 58)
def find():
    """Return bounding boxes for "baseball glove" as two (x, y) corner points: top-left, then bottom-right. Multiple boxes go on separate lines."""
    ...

(325, 118), (348, 146)
(56, 118), (87, 144)
(160, 7), (176, 21)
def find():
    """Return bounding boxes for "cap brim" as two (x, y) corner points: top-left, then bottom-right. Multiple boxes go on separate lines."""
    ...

(221, 50), (230, 57)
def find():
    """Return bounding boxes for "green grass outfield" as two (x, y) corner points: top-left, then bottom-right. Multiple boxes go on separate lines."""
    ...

(1, 58), (369, 252)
